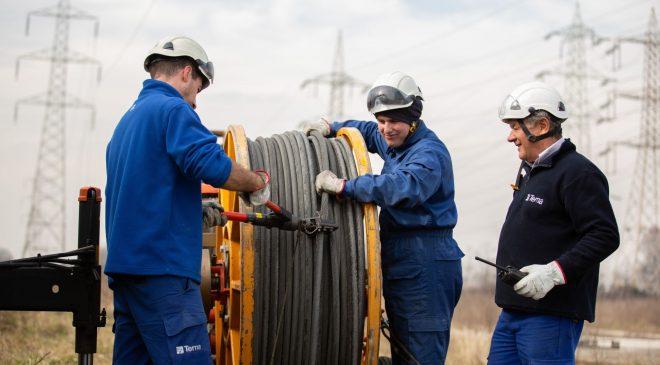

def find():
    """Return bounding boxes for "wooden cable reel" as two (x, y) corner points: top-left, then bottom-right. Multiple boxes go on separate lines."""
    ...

(203, 125), (381, 364)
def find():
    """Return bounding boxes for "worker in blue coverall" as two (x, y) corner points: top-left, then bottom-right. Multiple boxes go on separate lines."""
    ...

(307, 71), (464, 364)
(488, 82), (619, 364)
(105, 36), (270, 365)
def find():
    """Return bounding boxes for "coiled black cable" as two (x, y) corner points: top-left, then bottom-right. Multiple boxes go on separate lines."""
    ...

(247, 131), (366, 365)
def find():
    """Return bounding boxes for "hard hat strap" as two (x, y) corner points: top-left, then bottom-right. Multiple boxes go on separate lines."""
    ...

(519, 119), (562, 143)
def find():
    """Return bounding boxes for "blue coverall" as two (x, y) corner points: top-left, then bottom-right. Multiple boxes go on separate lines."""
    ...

(330, 120), (464, 364)
(105, 79), (232, 364)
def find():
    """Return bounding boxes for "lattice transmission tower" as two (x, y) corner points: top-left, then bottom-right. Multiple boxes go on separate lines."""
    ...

(301, 31), (369, 121)
(600, 8), (659, 292)
(15, 0), (101, 257)
(537, 2), (613, 157)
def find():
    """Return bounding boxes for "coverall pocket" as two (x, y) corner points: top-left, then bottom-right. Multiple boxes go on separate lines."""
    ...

(163, 311), (210, 364)
(407, 317), (450, 364)
(383, 264), (425, 317)
(384, 264), (422, 281)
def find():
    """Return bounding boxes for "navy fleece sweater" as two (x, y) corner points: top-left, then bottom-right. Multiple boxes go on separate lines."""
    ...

(495, 140), (619, 322)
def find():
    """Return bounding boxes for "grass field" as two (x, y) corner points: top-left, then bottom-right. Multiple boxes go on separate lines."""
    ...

(1, 286), (658, 364)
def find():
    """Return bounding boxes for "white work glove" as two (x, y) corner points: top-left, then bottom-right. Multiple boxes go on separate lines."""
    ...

(315, 170), (346, 195)
(240, 170), (270, 206)
(303, 117), (332, 136)
(513, 261), (566, 300)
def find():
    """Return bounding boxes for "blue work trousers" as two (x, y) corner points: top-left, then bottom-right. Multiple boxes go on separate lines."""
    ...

(381, 231), (463, 365)
(487, 309), (584, 365)
(110, 275), (211, 365)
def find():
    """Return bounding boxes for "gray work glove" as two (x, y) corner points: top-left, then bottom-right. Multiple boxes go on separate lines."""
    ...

(239, 170), (271, 206)
(303, 117), (332, 136)
(315, 170), (346, 195)
(202, 201), (227, 229)
(513, 261), (566, 300)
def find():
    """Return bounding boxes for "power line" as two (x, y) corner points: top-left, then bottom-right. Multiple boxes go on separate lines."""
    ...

(348, 0), (527, 72)
(103, 0), (157, 77)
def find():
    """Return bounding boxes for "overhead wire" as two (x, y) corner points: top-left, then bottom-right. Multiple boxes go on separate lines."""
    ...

(103, 0), (157, 77)
(348, 0), (529, 72)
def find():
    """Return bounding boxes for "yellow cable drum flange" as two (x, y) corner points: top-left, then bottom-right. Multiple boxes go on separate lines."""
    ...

(210, 125), (381, 365)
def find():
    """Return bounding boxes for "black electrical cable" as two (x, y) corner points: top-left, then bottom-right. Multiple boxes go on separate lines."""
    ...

(247, 139), (265, 365)
(246, 130), (366, 365)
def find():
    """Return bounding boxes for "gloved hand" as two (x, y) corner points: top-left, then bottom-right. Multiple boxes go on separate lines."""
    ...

(513, 261), (566, 300)
(303, 117), (332, 136)
(240, 170), (271, 206)
(315, 170), (346, 195)
(202, 201), (227, 229)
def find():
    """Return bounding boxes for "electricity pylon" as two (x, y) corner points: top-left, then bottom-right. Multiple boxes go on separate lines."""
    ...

(301, 31), (369, 121)
(600, 8), (659, 293)
(537, 2), (613, 157)
(15, 0), (101, 257)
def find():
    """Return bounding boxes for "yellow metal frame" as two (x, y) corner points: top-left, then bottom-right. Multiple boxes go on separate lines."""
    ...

(217, 125), (254, 365)
(215, 126), (381, 365)
(337, 127), (382, 365)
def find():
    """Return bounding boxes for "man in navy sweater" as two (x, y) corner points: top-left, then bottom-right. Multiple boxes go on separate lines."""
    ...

(488, 81), (619, 364)
(105, 36), (269, 364)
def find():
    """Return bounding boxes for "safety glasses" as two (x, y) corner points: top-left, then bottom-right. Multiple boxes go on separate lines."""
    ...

(195, 59), (214, 90)
(366, 85), (415, 113)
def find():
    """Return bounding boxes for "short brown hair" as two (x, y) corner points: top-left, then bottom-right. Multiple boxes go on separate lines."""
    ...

(147, 56), (202, 81)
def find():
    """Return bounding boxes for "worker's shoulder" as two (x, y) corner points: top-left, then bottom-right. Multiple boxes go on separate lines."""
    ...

(148, 95), (197, 120)
(557, 149), (608, 183)
(413, 133), (449, 154)
(158, 94), (191, 111)
(405, 138), (451, 167)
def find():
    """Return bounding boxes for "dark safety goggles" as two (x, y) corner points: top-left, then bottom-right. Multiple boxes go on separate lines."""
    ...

(366, 85), (415, 113)
(195, 59), (214, 90)
(146, 56), (215, 90)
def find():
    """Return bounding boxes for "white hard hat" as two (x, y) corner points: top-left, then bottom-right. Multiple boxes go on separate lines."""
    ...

(144, 36), (214, 90)
(498, 81), (568, 121)
(367, 71), (423, 114)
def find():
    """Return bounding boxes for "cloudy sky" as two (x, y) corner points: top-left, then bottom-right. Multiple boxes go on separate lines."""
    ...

(0, 0), (655, 283)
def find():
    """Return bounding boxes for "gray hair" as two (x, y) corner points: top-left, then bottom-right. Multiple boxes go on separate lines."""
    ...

(523, 110), (563, 137)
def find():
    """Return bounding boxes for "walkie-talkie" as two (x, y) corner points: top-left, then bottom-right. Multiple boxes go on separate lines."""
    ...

(475, 256), (528, 286)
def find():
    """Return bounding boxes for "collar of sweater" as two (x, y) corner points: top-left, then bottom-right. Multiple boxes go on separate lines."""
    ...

(523, 138), (577, 173)
(140, 79), (184, 100)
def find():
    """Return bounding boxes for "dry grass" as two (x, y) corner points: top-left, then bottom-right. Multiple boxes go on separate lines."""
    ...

(0, 279), (115, 364)
(1, 285), (658, 364)
(452, 288), (660, 334)
(445, 328), (490, 365)
(0, 311), (114, 364)
(588, 294), (660, 334)
(452, 288), (500, 330)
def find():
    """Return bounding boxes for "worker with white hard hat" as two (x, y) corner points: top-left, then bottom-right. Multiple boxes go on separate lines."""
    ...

(487, 81), (619, 364)
(308, 71), (464, 364)
(105, 36), (269, 364)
